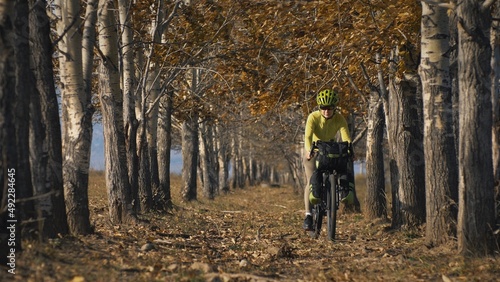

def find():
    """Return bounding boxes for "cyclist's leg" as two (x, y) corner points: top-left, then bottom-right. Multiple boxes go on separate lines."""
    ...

(310, 169), (322, 198)
(303, 154), (316, 230)
(340, 159), (355, 204)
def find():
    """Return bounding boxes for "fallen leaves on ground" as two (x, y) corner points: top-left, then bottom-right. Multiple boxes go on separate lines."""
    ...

(9, 175), (500, 281)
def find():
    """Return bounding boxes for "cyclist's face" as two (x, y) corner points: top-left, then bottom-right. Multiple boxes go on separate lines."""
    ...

(320, 107), (334, 119)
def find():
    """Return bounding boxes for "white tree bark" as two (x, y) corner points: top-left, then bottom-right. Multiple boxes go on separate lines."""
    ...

(117, 0), (139, 209)
(181, 68), (201, 201)
(364, 87), (386, 220)
(419, 1), (458, 246)
(55, 0), (93, 235)
(181, 115), (199, 201)
(157, 91), (173, 207)
(216, 122), (230, 193)
(199, 118), (218, 199)
(98, 0), (135, 223)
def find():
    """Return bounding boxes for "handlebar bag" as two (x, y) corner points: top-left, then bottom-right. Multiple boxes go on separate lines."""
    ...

(315, 141), (349, 172)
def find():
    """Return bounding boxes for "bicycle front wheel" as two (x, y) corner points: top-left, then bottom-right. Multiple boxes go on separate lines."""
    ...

(327, 175), (338, 241)
(309, 205), (322, 239)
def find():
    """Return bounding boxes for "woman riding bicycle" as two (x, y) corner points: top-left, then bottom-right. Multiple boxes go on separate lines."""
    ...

(303, 88), (355, 231)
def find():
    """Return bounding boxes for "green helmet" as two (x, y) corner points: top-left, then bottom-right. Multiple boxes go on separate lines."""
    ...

(316, 89), (339, 107)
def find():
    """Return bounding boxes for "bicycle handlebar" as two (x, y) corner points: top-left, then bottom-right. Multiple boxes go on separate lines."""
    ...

(307, 140), (354, 161)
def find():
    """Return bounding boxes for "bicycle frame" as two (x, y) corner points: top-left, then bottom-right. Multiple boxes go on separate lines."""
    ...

(308, 141), (350, 241)
(309, 169), (341, 240)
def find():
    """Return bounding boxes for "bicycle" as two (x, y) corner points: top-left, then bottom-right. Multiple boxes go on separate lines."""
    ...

(307, 140), (352, 241)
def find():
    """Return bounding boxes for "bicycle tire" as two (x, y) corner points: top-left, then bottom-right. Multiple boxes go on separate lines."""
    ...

(327, 174), (338, 241)
(309, 205), (322, 239)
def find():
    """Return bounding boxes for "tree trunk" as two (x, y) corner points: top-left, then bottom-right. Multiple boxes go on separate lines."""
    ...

(491, 0), (500, 233)
(384, 45), (426, 230)
(216, 122), (230, 193)
(28, 2), (49, 241)
(28, 46), (50, 242)
(0, 0), (19, 265)
(181, 115), (199, 201)
(117, 0), (139, 212)
(199, 121), (210, 198)
(387, 73), (426, 229)
(449, 9), (460, 162)
(137, 131), (153, 212)
(157, 91), (173, 208)
(29, 0), (69, 238)
(419, 2), (458, 247)
(13, 0), (36, 239)
(82, 0), (97, 95)
(230, 133), (238, 189)
(199, 120), (218, 199)
(98, 0), (135, 223)
(284, 148), (303, 192)
(145, 0), (170, 209)
(365, 88), (387, 220)
(55, 0), (93, 235)
(231, 130), (244, 189)
(136, 25), (160, 213)
(456, 0), (496, 255)
(381, 53), (401, 228)
(146, 69), (161, 208)
(126, 121), (139, 211)
(27, 1), (57, 241)
(136, 55), (153, 212)
(247, 150), (256, 186)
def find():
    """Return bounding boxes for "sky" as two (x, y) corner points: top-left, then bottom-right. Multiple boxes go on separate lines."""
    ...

(90, 123), (183, 173)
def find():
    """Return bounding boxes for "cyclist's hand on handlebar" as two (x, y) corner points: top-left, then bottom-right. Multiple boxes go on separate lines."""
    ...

(307, 149), (318, 161)
(306, 152), (312, 161)
(307, 142), (317, 161)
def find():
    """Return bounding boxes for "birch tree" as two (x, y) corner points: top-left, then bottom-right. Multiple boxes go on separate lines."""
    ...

(135, 0), (182, 211)
(54, 0), (94, 234)
(117, 0), (140, 210)
(157, 90), (174, 206)
(365, 86), (387, 220)
(419, 1), (458, 246)
(231, 129), (244, 189)
(181, 68), (201, 201)
(181, 113), (199, 201)
(456, 0), (496, 255)
(199, 118), (218, 199)
(28, 0), (70, 238)
(216, 122), (230, 193)
(97, 0), (136, 223)
(196, 69), (219, 199)
(386, 47), (426, 229)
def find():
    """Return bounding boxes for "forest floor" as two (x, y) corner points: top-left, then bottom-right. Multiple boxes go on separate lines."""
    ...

(6, 172), (500, 282)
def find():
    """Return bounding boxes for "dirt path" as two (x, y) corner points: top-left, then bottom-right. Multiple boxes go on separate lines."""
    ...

(9, 175), (500, 281)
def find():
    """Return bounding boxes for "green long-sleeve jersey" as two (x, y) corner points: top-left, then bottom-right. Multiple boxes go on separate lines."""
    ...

(304, 110), (351, 152)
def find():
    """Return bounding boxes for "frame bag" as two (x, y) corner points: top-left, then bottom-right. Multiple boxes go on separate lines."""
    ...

(315, 141), (349, 172)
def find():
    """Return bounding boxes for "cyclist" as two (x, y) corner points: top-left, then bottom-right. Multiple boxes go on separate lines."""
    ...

(302, 88), (355, 231)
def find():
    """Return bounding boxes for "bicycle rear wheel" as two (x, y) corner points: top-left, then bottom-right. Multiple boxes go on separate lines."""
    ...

(327, 175), (338, 241)
(309, 205), (322, 239)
